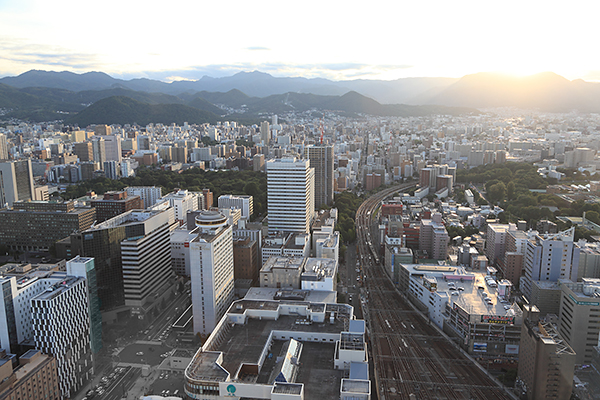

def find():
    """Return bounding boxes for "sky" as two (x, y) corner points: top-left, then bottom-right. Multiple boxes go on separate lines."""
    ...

(1, 0), (600, 82)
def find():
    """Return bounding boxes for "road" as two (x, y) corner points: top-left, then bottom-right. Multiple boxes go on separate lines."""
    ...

(356, 184), (515, 400)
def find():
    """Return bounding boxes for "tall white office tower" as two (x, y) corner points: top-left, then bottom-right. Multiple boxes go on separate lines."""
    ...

(190, 211), (234, 335)
(266, 157), (315, 234)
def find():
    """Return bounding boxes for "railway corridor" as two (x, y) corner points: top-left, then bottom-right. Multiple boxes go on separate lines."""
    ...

(356, 185), (513, 400)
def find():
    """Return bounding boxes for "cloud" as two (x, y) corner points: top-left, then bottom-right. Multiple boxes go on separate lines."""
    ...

(0, 37), (103, 75)
(245, 46), (270, 51)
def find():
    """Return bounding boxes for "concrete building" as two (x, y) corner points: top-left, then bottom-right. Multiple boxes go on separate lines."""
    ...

(184, 291), (370, 400)
(301, 258), (337, 292)
(522, 228), (578, 301)
(558, 278), (600, 364)
(518, 305), (575, 400)
(419, 213), (449, 260)
(0, 160), (34, 207)
(91, 137), (106, 165)
(260, 257), (306, 289)
(0, 349), (59, 400)
(126, 186), (162, 209)
(485, 224), (511, 266)
(90, 190), (143, 222)
(73, 142), (93, 162)
(0, 200), (95, 251)
(31, 276), (93, 398)
(170, 228), (196, 277)
(262, 233), (311, 266)
(120, 210), (175, 319)
(160, 189), (200, 225)
(190, 211), (235, 335)
(267, 157), (315, 234)
(260, 120), (270, 144)
(0, 133), (8, 160)
(98, 134), (122, 162)
(305, 145), (334, 208)
(217, 195), (253, 222)
(233, 237), (259, 286)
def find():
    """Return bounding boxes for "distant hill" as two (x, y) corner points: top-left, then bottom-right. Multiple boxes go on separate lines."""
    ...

(67, 96), (219, 126)
(0, 70), (123, 92)
(423, 72), (600, 112)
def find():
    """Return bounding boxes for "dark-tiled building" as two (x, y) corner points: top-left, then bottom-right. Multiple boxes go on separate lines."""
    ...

(0, 200), (95, 251)
(233, 237), (259, 285)
(90, 191), (142, 222)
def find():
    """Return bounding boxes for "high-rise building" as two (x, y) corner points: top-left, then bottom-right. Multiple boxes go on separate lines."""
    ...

(485, 224), (511, 266)
(0, 200), (95, 251)
(218, 194), (253, 220)
(94, 124), (112, 136)
(202, 188), (213, 210)
(190, 211), (234, 335)
(99, 134), (122, 162)
(126, 186), (162, 209)
(66, 256), (102, 354)
(0, 133), (9, 160)
(419, 213), (449, 260)
(518, 305), (575, 400)
(73, 142), (93, 162)
(120, 211), (174, 319)
(61, 209), (174, 312)
(522, 228), (578, 300)
(103, 160), (120, 179)
(91, 137), (106, 165)
(0, 160), (34, 207)
(558, 278), (600, 364)
(260, 121), (270, 144)
(31, 276), (93, 398)
(266, 157), (315, 234)
(305, 145), (334, 208)
(233, 237), (259, 286)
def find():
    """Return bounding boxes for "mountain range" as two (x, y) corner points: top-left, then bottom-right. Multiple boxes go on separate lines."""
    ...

(1, 69), (599, 124)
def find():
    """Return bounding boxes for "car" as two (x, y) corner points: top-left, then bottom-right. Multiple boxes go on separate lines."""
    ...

(451, 291), (459, 296)
(457, 287), (464, 291)
(136, 351), (144, 356)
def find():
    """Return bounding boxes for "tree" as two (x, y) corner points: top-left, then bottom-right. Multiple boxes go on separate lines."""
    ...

(487, 182), (506, 204)
(507, 181), (515, 200)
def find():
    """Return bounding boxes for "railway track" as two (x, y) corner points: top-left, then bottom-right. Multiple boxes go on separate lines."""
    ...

(356, 184), (514, 400)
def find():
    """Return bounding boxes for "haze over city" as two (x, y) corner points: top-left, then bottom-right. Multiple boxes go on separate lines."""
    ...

(2, 0), (600, 81)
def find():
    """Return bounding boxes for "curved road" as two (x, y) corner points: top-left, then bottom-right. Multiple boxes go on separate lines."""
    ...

(356, 184), (514, 400)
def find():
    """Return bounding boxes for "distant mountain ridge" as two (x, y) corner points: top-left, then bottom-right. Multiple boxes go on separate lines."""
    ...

(2, 69), (600, 112)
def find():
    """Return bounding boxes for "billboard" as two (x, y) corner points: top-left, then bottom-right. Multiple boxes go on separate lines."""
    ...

(473, 342), (488, 352)
(505, 344), (519, 355)
(481, 315), (515, 325)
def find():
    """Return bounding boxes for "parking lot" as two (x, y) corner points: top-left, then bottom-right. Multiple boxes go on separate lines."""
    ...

(117, 343), (172, 366)
(148, 371), (185, 397)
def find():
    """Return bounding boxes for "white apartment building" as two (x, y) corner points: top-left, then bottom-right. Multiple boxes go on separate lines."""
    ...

(266, 157), (315, 234)
(218, 194), (254, 220)
(159, 189), (200, 225)
(126, 186), (163, 209)
(190, 211), (235, 335)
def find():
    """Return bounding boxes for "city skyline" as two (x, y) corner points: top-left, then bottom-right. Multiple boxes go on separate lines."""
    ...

(1, 0), (600, 82)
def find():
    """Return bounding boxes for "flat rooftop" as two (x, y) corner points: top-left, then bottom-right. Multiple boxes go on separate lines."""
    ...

(188, 301), (353, 397)
(241, 287), (337, 306)
(443, 274), (514, 317)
